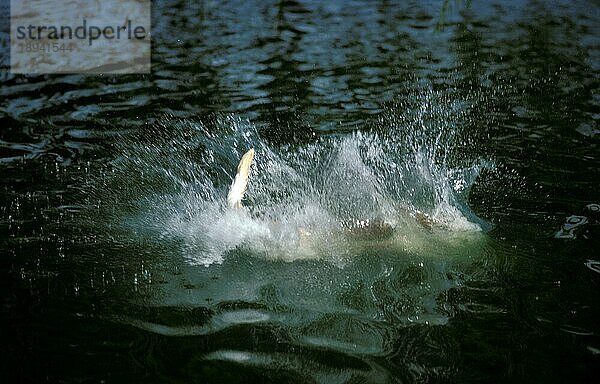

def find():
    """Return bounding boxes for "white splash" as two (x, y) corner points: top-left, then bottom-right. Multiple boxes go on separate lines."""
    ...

(97, 112), (492, 267)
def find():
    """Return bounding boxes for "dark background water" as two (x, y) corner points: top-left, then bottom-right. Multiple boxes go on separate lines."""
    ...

(1, 0), (599, 383)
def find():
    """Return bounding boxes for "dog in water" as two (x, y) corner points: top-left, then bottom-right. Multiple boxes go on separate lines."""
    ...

(226, 148), (438, 239)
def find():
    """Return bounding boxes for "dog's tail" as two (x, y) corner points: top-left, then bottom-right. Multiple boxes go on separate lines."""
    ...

(227, 148), (255, 208)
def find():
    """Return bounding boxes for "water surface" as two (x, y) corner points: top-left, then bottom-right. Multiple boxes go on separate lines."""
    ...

(1, 1), (599, 383)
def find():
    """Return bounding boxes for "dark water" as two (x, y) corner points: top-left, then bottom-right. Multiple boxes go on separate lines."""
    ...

(1, 0), (600, 383)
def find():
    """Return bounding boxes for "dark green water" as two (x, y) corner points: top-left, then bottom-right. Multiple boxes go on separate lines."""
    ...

(1, 1), (599, 383)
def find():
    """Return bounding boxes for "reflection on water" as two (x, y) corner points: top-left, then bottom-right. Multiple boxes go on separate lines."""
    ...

(1, 0), (600, 383)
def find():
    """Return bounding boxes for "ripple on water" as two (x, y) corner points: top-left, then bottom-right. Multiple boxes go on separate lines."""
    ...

(120, 305), (276, 337)
(202, 350), (387, 383)
(299, 314), (389, 355)
(584, 260), (600, 275)
(560, 324), (595, 337)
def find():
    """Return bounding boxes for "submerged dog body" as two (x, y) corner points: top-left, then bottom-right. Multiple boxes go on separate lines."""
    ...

(226, 148), (441, 240)
(218, 148), (488, 264)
